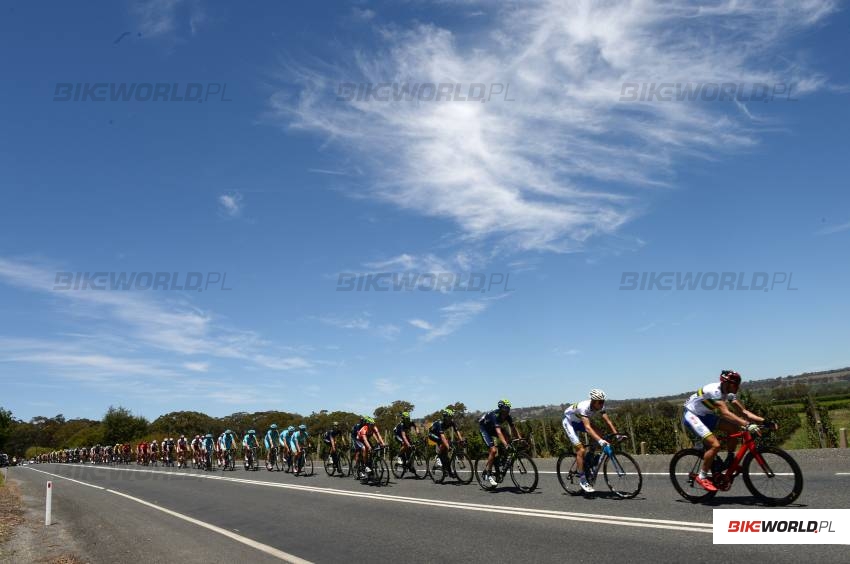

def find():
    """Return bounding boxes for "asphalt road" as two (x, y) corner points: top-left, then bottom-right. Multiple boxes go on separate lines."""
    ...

(10, 453), (850, 564)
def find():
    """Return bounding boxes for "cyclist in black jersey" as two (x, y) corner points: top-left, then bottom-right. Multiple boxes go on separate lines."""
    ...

(429, 408), (464, 476)
(478, 399), (522, 487)
(393, 412), (419, 466)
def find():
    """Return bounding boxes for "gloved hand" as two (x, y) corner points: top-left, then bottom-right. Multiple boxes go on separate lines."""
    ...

(598, 439), (610, 448)
(745, 423), (761, 435)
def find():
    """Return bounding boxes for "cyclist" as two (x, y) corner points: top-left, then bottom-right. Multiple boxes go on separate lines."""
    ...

(242, 429), (260, 467)
(322, 421), (343, 460)
(264, 424), (281, 467)
(149, 439), (159, 466)
(201, 433), (215, 469)
(429, 408), (464, 477)
(163, 437), (175, 466)
(289, 424), (310, 474)
(176, 435), (189, 467)
(355, 416), (386, 479)
(478, 399), (523, 487)
(562, 389), (620, 493)
(683, 370), (775, 492)
(137, 440), (148, 465)
(393, 412), (419, 467)
(190, 435), (202, 466)
(280, 426), (295, 470)
(219, 429), (238, 466)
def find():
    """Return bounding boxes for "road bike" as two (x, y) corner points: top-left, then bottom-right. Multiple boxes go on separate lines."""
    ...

(429, 440), (474, 485)
(292, 444), (314, 476)
(352, 445), (390, 486)
(669, 425), (803, 506)
(266, 446), (281, 471)
(474, 438), (538, 493)
(556, 434), (643, 498)
(322, 443), (350, 477)
(243, 446), (259, 471)
(391, 436), (429, 480)
(222, 448), (236, 471)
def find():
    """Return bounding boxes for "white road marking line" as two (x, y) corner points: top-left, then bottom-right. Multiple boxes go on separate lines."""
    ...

(22, 467), (312, 564)
(48, 464), (712, 534)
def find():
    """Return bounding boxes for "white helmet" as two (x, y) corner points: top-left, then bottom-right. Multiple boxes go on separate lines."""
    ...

(589, 389), (606, 401)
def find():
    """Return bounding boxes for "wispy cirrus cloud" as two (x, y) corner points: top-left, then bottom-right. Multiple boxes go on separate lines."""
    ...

(130, 0), (207, 39)
(408, 298), (497, 341)
(218, 192), (244, 218)
(271, 0), (836, 254)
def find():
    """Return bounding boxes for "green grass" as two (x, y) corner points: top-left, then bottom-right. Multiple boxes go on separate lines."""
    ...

(829, 409), (850, 433)
(781, 413), (811, 450)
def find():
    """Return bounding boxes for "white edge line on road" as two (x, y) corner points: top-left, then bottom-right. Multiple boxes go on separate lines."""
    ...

(46, 464), (712, 533)
(22, 466), (313, 564)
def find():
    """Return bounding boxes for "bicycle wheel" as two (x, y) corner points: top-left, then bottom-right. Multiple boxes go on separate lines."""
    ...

(301, 453), (314, 476)
(474, 459), (497, 491)
(324, 453), (336, 476)
(603, 452), (643, 499)
(378, 458), (390, 486)
(741, 446), (803, 506)
(509, 454), (538, 493)
(429, 455), (445, 484)
(338, 451), (351, 477)
(452, 453), (474, 485)
(392, 453), (407, 480)
(411, 450), (428, 479)
(556, 452), (584, 495)
(669, 448), (717, 503)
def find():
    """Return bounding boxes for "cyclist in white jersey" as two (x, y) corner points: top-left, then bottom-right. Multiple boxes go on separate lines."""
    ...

(562, 389), (619, 493)
(682, 370), (775, 491)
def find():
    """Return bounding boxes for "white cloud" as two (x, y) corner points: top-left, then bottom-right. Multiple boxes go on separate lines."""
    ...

(408, 319), (433, 331)
(375, 378), (400, 394)
(272, 0), (836, 253)
(409, 298), (494, 341)
(131, 0), (207, 39)
(218, 192), (243, 218)
(316, 315), (371, 330)
(183, 361), (209, 372)
(553, 347), (580, 356)
(816, 220), (850, 235)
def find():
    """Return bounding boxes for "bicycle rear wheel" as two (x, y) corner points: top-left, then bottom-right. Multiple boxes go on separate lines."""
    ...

(300, 453), (314, 476)
(430, 455), (445, 484)
(741, 446), (803, 506)
(452, 453), (474, 484)
(603, 452), (643, 498)
(378, 458), (390, 485)
(509, 454), (538, 493)
(669, 448), (717, 503)
(324, 452), (336, 476)
(556, 453), (583, 495)
(392, 454), (407, 480)
(411, 450), (428, 479)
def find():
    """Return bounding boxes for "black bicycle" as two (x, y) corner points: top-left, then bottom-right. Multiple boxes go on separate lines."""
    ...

(223, 449), (236, 471)
(391, 436), (429, 480)
(475, 439), (538, 493)
(322, 443), (350, 477)
(244, 446), (259, 471)
(557, 434), (643, 498)
(352, 445), (389, 486)
(429, 440), (474, 485)
(266, 446), (281, 471)
(292, 444), (315, 476)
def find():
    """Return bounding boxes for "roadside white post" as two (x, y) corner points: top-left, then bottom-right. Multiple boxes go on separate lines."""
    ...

(45, 481), (52, 526)
(640, 441), (647, 456)
(840, 428), (847, 449)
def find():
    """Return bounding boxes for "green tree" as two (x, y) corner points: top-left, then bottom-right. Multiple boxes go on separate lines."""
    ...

(102, 406), (149, 444)
(0, 407), (12, 451)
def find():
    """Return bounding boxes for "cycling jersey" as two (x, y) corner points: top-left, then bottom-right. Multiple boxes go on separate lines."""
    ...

(243, 434), (259, 448)
(202, 437), (214, 452)
(177, 438), (188, 450)
(280, 430), (292, 447)
(289, 430), (308, 450)
(264, 429), (280, 449)
(322, 429), (342, 443)
(428, 419), (456, 441)
(684, 382), (736, 416)
(190, 438), (201, 450)
(479, 409), (513, 432)
(393, 421), (416, 439)
(219, 433), (236, 450)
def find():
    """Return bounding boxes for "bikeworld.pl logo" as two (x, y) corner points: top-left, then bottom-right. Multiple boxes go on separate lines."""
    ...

(619, 272), (798, 291)
(713, 509), (848, 544)
(336, 272), (515, 293)
(53, 83), (232, 102)
(53, 272), (232, 292)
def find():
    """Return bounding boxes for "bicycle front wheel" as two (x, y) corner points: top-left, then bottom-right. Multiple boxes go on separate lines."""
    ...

(556, 452), (583, 495)
(603, 452), (643, 499)
(392, 454), (407, 480)
(742, 446), (803, 506)
(324, 453), (336, 476)
(430, 456), (445, 484)
(509, 455), (538, 493)
(411, 450), (428, 479)
(669, 449), (716, 503)
(452, 453), (474, 484)
(301, 454), (314, 476)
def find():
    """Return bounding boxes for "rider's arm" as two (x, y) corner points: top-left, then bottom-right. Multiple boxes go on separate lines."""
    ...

(374, 426), (385, 446)
(729, 399), (766, 425)
(495, 426), (509, 447)
(601, 413), (618, 435)
(509, 422), (522, 440)
(581, 416), (604, 443)
(715, 400), (751, 427)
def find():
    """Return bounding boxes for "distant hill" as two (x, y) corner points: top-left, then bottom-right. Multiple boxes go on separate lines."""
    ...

(508, 366), (850, 421)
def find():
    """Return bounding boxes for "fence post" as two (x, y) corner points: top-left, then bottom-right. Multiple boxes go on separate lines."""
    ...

(540, 420), (549, 457)
(626, 413), (636, 453)
(840, 428), (847, 449)
(45, 481), (53, 526)
(640, 441), (647, 456)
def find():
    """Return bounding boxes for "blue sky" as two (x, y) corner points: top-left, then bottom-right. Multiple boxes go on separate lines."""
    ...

(1, 1), (849, 422)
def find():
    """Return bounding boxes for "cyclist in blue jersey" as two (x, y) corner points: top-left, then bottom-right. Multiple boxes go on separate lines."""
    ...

(280, 426), (295, 470)
(202, 433), (215, 469)
(393, 412), (419, 467)
(243, 429), (259, 460)
(264, 424), (280, 467)
(479, 399), (522, 487)
(429, 408), (463, 477)
(290, 424), (310, 474)
(219, 429), (238, 464)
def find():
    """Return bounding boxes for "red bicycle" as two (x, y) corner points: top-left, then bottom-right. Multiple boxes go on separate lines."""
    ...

(670, 425), (803, 506)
